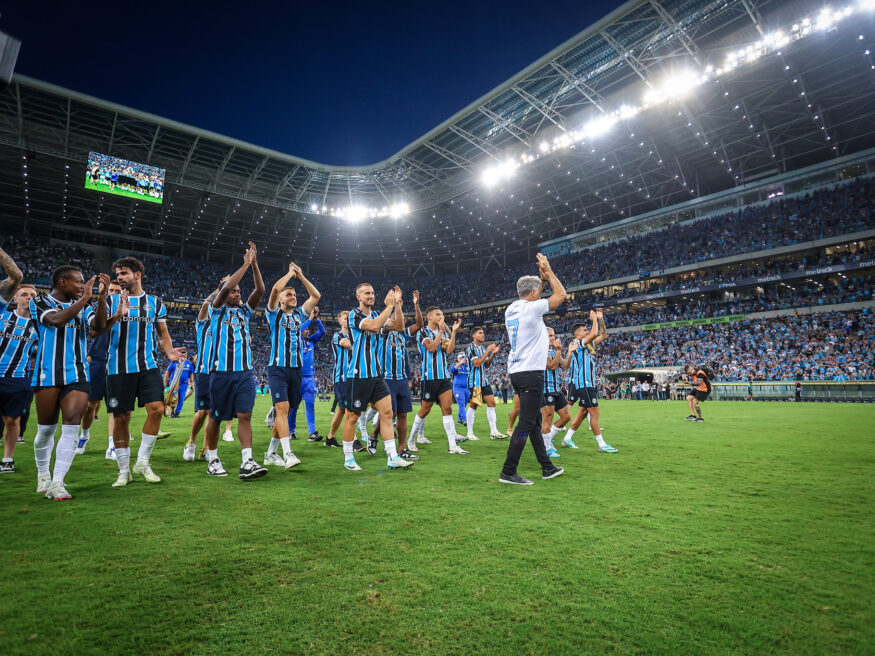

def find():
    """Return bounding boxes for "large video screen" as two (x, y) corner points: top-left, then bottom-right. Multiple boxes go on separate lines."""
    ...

(85, 152), (165, 204)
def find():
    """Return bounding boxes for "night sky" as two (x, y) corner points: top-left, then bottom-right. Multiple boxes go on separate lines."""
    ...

(3, 2), (615, 166)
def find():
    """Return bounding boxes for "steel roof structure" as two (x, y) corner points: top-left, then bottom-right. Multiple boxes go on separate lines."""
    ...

(1, 0), (874, 276)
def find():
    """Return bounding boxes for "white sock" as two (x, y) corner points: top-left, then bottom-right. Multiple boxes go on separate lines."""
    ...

(343, 440), (354, 460)
(137, 433), (158, 466)
(594, 433), (606, 448)
(116, 447), (130, 474)
(52, 425), (78, 483)
(268, 437), (280, 455)
(564, 428), (576, 443)
(384, 439), (398, 460)
(357, 414), (367, 436)
(369, 408), (379, 427)
(206, 448), (218, 461)
(486, 406), (498, 434)
(80, 428), (90, 440)
(108, 435), (114, 448)
(241, 447), (252, 463)
(408, 415), (424, 445)
(34, 424), (57, 477)
(441, 415), (457, 449)
(465, 407), (476, 436)
(549, 425), (561, 439)
(587, 414), (592, 430)
(280, 437), (290, 457)
(542, 432), (553, 449)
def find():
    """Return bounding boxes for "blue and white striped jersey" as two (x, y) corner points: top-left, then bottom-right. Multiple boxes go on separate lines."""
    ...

(194, 317), (212, 375)
(332, 331), (351, 383)
(0, 298), (38, 380)
(265, 306), (307, 368)
(106, 293), (166, 374)
(382, 327), (413, 381)
(569, 340), (597, 388)
(346, 308), (382, 379)
(208, 303), (254, 373)
(418, 326), (448, 381)
(544, 348), (561, 393)
(466, 343), (489, 387)
(30, 294), (95, 386)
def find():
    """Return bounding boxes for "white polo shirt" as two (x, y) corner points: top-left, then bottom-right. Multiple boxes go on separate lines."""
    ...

(505, 298), (550, 374)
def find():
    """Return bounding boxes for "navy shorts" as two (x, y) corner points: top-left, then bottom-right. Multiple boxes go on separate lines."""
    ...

(333, 380), (350, 410)
(386, 378), (413, 414)
(571, 386), (599, 408)
(542, 390), (569, 411)
(209, 371), (256, 422)
(195, 373), (211, 411)
(267, 366), (303, 409)
(348, 377), (390, 415)
(106, 369), (164, 414)
(88, 361), (107, 402)
(0, 377), (32, 418)
(422, 379), (452, 403)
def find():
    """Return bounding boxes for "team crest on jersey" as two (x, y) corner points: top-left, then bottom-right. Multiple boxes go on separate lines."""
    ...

(424, 393), (431, 400)
(354, 400), (361, 408)
(547, 396), (554, 403)
(274, 392), (280, 399)
(108, 398), (118, 408)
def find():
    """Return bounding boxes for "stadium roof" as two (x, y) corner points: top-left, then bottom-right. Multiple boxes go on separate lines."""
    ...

(1, 0), (874, 276)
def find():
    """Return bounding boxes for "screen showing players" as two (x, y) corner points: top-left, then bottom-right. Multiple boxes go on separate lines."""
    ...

(85, 152), (165, 204)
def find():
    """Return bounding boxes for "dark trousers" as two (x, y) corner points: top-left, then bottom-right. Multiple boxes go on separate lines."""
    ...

(502, 371), (553, 476)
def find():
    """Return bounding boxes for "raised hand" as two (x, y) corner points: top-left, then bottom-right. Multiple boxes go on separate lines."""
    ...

(596, 309), (604, 320)
(589, 309), (597, 322)
(288, 262), (300, 278)
(536, 252), (551, 274)
(452, 318), (462, 332)
(384, 289), (395, 306)
(82, 275), (97, 302)
(243, 246), (253, 266)
(117, 290), (130, 316)
(412, 290), (420, 305)
(248, 241), (258, 264)
(568, 340), (580, 353)
(97, 273), (112, 295)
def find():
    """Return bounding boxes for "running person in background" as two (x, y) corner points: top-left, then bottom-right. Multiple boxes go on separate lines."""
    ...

(0, 260), (36, 474)
(449, 354), (469, 426)
(464, 326), (502, 440)
(540, 327), (572, 458)
(407, 307), (466, 454)
(341, 284), (412, 471)
(684, 364), (711, 422)
(499, 254), (566, 485)
(295, 307), (326, 441)
(561, 310), (617, 453)
(203, 242), (267, 480)
(164, 349), (195, 418)
(106, 257), (182, 486)
(324, 310), (351, 449)
(262, 262), (320, 469)
(32, 269), (115, 499)
(77, 280), (121, 458)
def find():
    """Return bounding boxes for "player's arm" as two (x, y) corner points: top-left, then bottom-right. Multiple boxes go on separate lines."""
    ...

(484, 343), (500, 366)
(561, 340), (578, 368)
(40, 275), (97, 327)
(387, 289), (406, 332)
(581, 311), (600, 345)
(310, 319), (326, 343)
(406, 290), (424, 335)
(215, 246), (253, 309)
(421, 331), (441, 353)
(91, 273), (112, 334)
(444, 319), (462, 354)
(200, 277), (228, 321)
(547, 347), (561, 370)
(156, 319), (182, 361)
(293, 265), (321, 315)
(536, 253), (567, 311)
(247, 242), (265, 308)
(0, 245), (23, 302)
(471, 348), (488, 368)
(592, 310), (608, 345)
(359, 290), (398, 332)
(338, 335), (352, 349)
(268, 263), (296, 312)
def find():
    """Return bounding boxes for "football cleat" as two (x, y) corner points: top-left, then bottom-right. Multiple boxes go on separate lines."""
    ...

(36, 475), (51, 494)
(399, 449), (419, 461)
(156, 431), (171, 440)
(561, 437), (579, 449)
(498, 473), (533, 485)
(387, 456), (414, 469)
(290, 432), (298, 441)
(455, 435), (469, 443)
(448, 445), (469, 455)
(406, 442), (419, 452)
(415, 436), (432, 444)
(490, 433), (507, 440)
(105, 446), (117, 461)
(222, 430), (234, 442)
(74, 437), (89, 455)
(695, 417), (705, 423)
(45, 481), (72, 500)
(207, 459), (228, 476)
(684, 415), (697, 421)
(352, 440), (366, 453)
(263, 452), (285, 467)
(466, 434), (480, 441)
(308, 432), (322, 442)
(546, 448), (561, 459)
(112, 471), (132, 487)
(366, 436), (378, 456)
(283, 452), (302, 469)
(182, 443), (196, 461)
(239, 458), (268, 480)
(197, 448), (208, 461)
(323, 437), (342, 448)
(0, 459), (14, 474)
(133, 463), (161, 483)
(344, 458), (361, 471)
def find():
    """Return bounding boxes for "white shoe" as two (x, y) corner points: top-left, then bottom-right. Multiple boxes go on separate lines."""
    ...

(75, 437), (89, 455)
(222, 430), (234, 442)
(45, 481), (72, 500)
(406, 442), (419, 452)
(133, 462), (161, 483)
(448, 445), (470, 454)
(467, 434), (480, 441)
(284, 452), (302, 469)
(416, 436), (432, 444)
(387, 455), (414, 469)
(112, 471), (132, 487)
(183, 443), (196, 461)
(344, 458), (361, 471)
(36, 475), (51, 494)
(207, 458), (228, 476)
(263, 452), (285, 467)
(105, 447), (117, 461)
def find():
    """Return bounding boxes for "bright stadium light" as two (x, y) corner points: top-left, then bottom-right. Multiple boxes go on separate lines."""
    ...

(389, 202), (410, 219)
(481, 159), (518, 188)
(643, 70), (703, 106)
(583, 115), (617, 138)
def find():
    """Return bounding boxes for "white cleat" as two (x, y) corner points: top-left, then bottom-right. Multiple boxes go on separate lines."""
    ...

(416, 436), (432, 444)
(222, 430), (234, 442)
(45, 481), (72, 500)
(112, 471), (132, 487)
(132, 462), (161, 483)
(387, 455), (414, 469)
(182, 443), (196, 461)
(36, 475), (51, 494)
(406, 442), (419, 452)
(263, 452), (285, 467)
(74, 437), (89, 455)
(490, 433), (507, 440)
(466, 434), (480, 441)
(448, 445), (470, 455)
(105, 447), (117, 461)
(207, 458), (228, 476)
(283, 452), (302, 469)
(344, 458), (362, 471)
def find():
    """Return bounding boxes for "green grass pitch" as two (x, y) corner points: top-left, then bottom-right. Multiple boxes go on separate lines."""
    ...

(1, 399), (872, 655)
(84, 179), (163, 204)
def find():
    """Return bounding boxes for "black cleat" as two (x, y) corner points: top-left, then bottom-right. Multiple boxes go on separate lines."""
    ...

(308, 432), (322, 442)
(498, 472), (534, 485)
(0, 459), (14, 474)
(695, 417), (704, 422)
(239, 458), (268, 480)
(366, 436), (378, 456)
(352, 440), (366, 453)
(542, 466), (565, 480)
(290, 432), (298, 440)
(399, 448), (419, 461)
(684, 415), (697, 421)
(323, 437), (341, 448)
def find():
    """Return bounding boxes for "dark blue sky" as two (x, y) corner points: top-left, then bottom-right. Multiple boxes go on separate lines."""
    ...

(4, 2), (615, 165)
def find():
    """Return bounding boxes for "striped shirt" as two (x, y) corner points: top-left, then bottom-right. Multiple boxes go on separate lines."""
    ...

(106, 293), (167, 374)
(569, 340), (597, 388)
(0, 299), (38, 380)
(332, 331), (351, 383)
(382, 327), (413, 381)
(194, 317), (212, 375)
(208, 303), (254, 373)
(418, 326), (448, 381)
(466, 343), (489, 387)
(544, 348), (561, 393)
(265, 306), (307, 368)
(30, 294), (95, 386)
(346, 308), (382, 379)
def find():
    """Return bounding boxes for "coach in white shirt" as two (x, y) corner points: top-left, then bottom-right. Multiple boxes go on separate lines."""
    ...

(500, 253), (567, 485)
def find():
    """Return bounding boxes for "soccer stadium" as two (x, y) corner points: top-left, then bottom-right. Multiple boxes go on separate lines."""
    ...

(0, 0), (873, 653)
